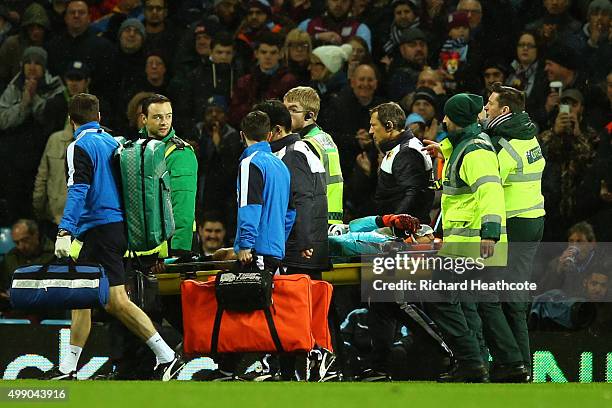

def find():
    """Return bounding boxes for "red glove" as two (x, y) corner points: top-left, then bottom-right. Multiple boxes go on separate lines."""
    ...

(381, 214), (421, 233)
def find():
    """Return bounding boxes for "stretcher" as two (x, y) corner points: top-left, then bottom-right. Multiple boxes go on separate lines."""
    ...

(157, 245), (440, 295)
(157, 262), (367, 295)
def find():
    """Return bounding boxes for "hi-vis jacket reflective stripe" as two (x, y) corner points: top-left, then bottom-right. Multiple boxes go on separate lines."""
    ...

(438, 123), (507, 266)
(486, 112), (545, 219)
(304, 126), (344, 224)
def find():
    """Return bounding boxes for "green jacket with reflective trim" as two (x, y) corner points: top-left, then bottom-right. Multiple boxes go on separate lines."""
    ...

(439, 123), (507, 266)
(302, 125), (344, 224)
(140, 127), (198, 253)
(486, 112), (546, 219)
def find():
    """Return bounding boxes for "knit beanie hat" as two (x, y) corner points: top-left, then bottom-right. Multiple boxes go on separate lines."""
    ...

(312, 44), (352, 74)
(545, 42), (579, 71)
(248, 0), (272, 16)
(118, 18), (146, 40)
(22, 46), (47, 68)
(448, 11), (470, 30)
(444, 93), (483, 127)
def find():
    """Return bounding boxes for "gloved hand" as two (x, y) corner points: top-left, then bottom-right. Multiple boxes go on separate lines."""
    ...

(380, 214), (421, 233)
(54, 234), (72, 258)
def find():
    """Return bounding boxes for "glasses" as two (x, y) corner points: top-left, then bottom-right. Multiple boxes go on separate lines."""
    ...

(288, 43), (309, 51)
(517, 43), (536, 49)
(310, 61), (324, 67)
(287, 108), (307, 114)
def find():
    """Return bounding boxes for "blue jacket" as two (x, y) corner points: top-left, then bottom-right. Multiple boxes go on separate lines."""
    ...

(59, 122), (124, 237)
(234, 142), (295, 259)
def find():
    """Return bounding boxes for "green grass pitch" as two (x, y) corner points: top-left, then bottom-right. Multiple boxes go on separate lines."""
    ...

(1, 381), (611, 408)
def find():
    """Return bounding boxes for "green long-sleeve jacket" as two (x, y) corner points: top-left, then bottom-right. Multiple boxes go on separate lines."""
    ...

(141, 127), (198, 253)
(438, 123), (507, 266)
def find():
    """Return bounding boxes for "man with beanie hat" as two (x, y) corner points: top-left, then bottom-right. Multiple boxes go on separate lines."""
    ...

(424, 93), (522, 382)
(386, 27), (429, 100)
(0, 2), (50, 86)
(235, 0), (285, 63)
(115, 18), (147, 121)
(0, 45), (64, 221)
(380, 0), (423, 58)
(543, 41), (589, 118)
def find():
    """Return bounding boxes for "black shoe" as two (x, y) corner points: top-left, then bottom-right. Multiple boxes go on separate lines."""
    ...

(39, 367), (76, 380)
(201, 369), (240, 381)
(309, 349), (342, 382)
(491, 363), (530, 383)
(360, 369), (391, 382)
(153, 353), (186, 381)
(438, 364), (489, 383)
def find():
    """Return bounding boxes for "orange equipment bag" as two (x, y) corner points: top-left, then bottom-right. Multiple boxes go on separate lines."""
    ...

(310, 279), (333, 351)
(183, 274), (326, 354)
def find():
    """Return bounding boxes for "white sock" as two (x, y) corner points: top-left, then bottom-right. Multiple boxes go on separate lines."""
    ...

(59, 345), (82, 374)
(146, 332), (175, 364)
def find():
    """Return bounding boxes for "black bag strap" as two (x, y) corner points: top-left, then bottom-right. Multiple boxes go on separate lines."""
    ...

(264, 307), (284, 353)
(210, 305), (224, 355)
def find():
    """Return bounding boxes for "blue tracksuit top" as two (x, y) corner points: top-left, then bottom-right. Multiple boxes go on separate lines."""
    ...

(234, 141), (296, 259)
(58, 122), (124, 236)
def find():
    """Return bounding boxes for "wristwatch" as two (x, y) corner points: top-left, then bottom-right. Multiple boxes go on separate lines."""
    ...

(57, 229), (71, 237)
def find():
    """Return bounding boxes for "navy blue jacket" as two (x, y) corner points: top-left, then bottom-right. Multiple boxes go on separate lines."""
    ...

(59, 122), (123, 236)
(234, 142), (295, 259)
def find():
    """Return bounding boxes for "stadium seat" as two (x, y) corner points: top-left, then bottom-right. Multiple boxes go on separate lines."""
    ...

(40, 319), (72, 325)
(0, 318), (31, 324)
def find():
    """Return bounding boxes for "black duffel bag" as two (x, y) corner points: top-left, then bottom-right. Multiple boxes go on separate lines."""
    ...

(215, 254), (273, 312)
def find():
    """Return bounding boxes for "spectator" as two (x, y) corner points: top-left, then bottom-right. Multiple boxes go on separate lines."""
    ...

(115, 18), (147, 116)
(379, 0), (423, 59)
(228, 32), (298, 127)
(213, 0), (241, 34)
(537, 222), (599, 295)
(125, 53), (169, 109)
(309, 44), (351, 106)
(0, 5), (13, 49)
(0, 3), (50, 87)
(437, 10), (482, 93)
(42, 61), (104, 135)
(175, 32), (237, 134)
(541, 42), (590, 128)
(142, 0), (181, 67)
(346, 35), (373, 79)
(123, 91), (155, 139)
(0, 46), (64, 222)
(299, 0), (372, 50)
(323, 64), (383, 180)
(284, 28), (312, 85)
(32, 123), (72, 239)
(172, 18), (222, 79)
(506, 30), (548, 128)
(43, 0), (68, 33)
(575, 0), (611, 83)
(386, 27), (429, 101)
(195, 101), (242, 226)
(480, 58), (508, 96)
(196, 212), (228, 256)
(526, 0), (582, 41)
(406, 87), (445, 141)
(235, 0), (290, 63)
(0, 219), (55, 307)
(456, 0), (518, 59)
(582, 271), (609, 302)
(91, 0), (144, 41)
(46, 0), (117, 99)
(540, 89), (600, 241)
(405, 111), (426, 140)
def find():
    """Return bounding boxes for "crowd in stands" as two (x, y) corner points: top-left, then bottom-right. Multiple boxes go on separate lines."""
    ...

(0, 0), (610, 303)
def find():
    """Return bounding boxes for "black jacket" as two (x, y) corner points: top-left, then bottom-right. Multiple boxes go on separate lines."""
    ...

(270, 134), (329, 271)
(374, 130), (434, 224)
